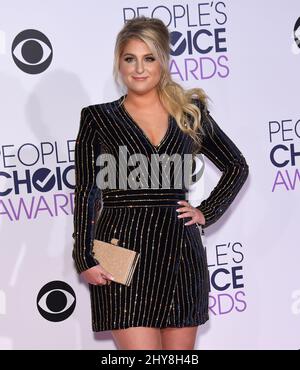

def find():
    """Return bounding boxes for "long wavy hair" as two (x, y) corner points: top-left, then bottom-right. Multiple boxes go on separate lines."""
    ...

(113, 16), (213, 153)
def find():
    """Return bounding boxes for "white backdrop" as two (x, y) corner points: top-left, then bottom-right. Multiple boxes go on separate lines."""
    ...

(0, 0), (299, 350)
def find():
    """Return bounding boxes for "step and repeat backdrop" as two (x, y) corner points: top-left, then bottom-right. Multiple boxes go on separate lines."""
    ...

(0, 0), (299, 349)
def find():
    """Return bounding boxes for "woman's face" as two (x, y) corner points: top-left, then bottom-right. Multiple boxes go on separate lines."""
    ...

(119, 38), (162, 95)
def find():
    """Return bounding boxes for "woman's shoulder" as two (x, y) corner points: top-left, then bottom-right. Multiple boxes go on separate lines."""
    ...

(189, 95), (215, 137)
(79, 96), (123, 135)
(85, 96), (123, 113)
(190, 95), (210, 115)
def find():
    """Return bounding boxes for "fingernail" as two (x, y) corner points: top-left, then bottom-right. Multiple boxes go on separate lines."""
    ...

(177, 201), (181, 204)
(111, 276), (115, 280)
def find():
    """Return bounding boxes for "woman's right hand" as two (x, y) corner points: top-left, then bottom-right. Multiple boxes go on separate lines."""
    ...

(80, 265), (115, 286)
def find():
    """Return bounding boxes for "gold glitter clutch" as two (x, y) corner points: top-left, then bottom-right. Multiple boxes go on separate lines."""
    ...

(92, 238), (140, 286)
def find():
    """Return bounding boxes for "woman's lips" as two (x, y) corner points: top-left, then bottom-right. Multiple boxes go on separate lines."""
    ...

(132, 76), (148, 80)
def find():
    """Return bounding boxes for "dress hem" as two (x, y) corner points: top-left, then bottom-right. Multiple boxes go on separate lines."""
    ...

(92, 316), (209, 332)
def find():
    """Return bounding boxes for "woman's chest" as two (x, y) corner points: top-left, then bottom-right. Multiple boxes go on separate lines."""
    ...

(99, 113), (194, 158)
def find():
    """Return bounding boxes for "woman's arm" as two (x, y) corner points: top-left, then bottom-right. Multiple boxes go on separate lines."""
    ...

(194, 98), (249, 228)
(72, 107), (102, 273)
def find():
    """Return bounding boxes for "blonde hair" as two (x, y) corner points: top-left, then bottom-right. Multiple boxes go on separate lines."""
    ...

(113, 16), (212, 153)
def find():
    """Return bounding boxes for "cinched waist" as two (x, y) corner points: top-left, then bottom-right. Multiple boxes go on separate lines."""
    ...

(101, 188), (187, 208)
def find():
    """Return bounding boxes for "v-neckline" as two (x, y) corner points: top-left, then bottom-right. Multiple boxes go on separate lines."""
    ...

(119, 94), (172, 151)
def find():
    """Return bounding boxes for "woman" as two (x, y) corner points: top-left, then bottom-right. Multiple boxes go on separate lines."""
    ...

(72, 16), (249, 350)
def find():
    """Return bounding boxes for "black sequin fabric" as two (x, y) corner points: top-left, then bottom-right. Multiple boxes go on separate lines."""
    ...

(72, 94), (249, 331)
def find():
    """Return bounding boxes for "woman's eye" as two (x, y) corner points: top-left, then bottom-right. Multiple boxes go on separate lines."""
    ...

(124, 56), (155, 63)
(124, 57), (134, 63)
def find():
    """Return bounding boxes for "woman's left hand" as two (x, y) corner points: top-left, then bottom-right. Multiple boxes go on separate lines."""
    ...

(176, 200), (206, 226)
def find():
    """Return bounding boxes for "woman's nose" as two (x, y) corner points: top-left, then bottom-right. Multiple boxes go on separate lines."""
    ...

(135, 60), (145, 73)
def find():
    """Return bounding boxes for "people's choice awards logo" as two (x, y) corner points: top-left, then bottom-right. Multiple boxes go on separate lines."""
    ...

(11, 29), (53, 74)
(268, 115), (300, 192)
(207, 240), (247, 317)
(37, 281), (76, 322)
(122, 3), (229, 81)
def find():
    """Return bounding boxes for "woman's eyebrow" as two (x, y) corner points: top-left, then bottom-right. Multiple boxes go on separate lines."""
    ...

(122, 53), (154, 57)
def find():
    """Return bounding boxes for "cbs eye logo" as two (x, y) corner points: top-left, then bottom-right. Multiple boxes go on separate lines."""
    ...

(37, 281), (76, 322)
(11, 29), (53, 74)
(294, 17), (300, 50)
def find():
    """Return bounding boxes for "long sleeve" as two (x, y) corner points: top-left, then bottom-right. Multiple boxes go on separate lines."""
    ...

(194, 99), (249, 229)
(72, 107), (102, 273)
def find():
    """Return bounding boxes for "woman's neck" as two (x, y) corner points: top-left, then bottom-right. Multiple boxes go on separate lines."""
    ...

(124, 89), (161, 110)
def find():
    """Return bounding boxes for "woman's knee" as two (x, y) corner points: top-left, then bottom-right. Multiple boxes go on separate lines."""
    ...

(111, 326), (162, 350)
(160, 326), (199, 350)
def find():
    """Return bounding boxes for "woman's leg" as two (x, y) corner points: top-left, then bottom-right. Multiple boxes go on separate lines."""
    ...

(160, 326), (199, 350)
(111, 326), (162, 350)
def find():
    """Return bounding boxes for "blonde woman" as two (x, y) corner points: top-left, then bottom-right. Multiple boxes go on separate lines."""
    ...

(72, 16), (249, 350)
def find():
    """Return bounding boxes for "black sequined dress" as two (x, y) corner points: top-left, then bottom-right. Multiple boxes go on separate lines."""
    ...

(72, 94), (249, 331)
